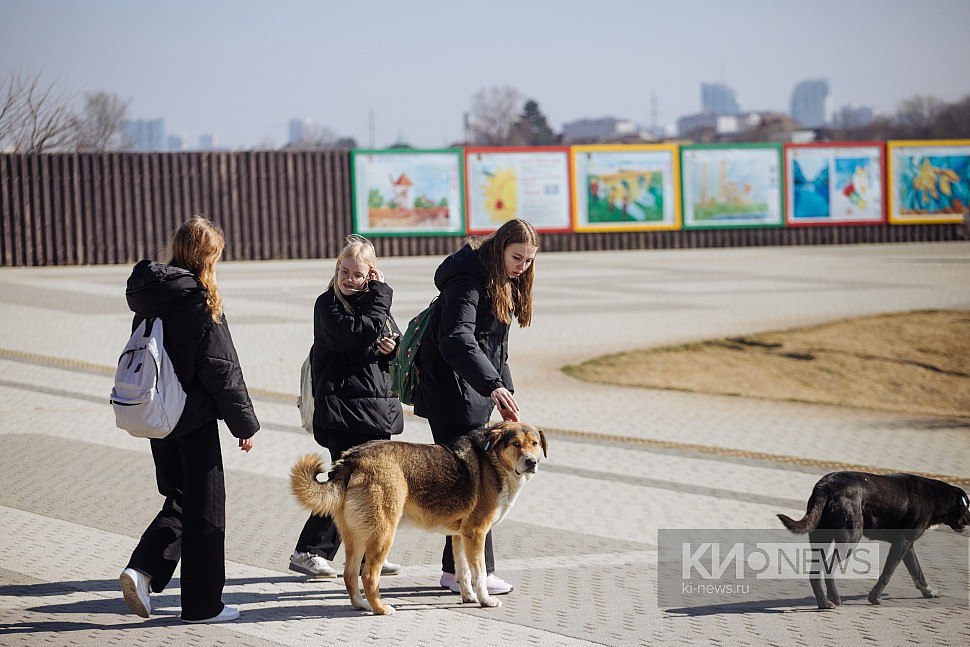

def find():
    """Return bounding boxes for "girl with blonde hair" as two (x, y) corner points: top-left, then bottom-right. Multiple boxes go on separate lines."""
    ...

(288, 235), (405, 578)
(119, 215), (259, 624)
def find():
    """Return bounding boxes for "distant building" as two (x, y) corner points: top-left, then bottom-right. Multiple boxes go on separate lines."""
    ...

(833, 103), (875, 129)
(288, 118), (313, 145)
(562, 117), (636, 144)
(678, 110), (799, 142)
(791, 79), (832, 128)
(167, 134), (185, 152)
(122, 118), (166, 151)
(199, 134), (218, 151)
(676, 112), (740, 139)
(701, 82), (740, 116)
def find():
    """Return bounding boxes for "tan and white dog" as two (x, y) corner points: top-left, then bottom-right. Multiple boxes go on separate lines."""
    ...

(290, 421), (547, 615)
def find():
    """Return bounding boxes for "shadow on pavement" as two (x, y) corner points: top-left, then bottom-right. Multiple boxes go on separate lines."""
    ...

(2, 576), (473, 632)
(663, 595), (871, 616)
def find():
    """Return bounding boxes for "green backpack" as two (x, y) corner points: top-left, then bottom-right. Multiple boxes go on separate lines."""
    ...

(390, 298), (437, 406)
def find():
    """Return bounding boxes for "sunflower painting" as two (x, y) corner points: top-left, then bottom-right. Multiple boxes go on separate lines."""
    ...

(464, 148), (571, 233)
(482, 167), (518, 223)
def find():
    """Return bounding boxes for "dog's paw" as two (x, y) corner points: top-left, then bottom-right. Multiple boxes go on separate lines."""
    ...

(480, 596), (502, 609)
(353, 598), (373, 612)
(460, 591), (478, 604)
(818, 600), (837, 610)
(920, 586), (940, 599)
(374, 604), (396, 616)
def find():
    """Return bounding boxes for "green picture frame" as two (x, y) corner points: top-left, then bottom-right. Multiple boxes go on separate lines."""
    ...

(680, 143), (784, 229)
(351, 148), (466, 237)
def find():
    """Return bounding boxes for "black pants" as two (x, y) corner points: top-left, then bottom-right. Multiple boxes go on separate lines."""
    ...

(295, 429), (391, 560)
(429, 420), (495, 575)
(126, 421), (227, 621)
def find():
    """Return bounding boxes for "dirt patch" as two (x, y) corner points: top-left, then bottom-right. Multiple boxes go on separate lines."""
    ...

(562, 310), (970, 418)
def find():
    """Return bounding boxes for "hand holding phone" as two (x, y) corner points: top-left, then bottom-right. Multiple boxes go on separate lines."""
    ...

(377, 330), (399, 355)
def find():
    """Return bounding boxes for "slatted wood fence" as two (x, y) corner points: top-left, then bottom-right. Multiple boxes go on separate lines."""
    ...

(0, 151), (963, 267)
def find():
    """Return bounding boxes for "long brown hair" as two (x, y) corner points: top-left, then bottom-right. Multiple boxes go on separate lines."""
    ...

(470, 219), (538, 327)
(329, 234), (379, 314)
(170, 216), (225, 323)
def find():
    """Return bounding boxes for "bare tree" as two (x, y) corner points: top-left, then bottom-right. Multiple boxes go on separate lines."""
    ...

(74, 91), (131, 151)
(0, 71), (80, 153)
(468, 85), (523, 146)
(931, 95), (970, 139)
(895, 95), (946, 139)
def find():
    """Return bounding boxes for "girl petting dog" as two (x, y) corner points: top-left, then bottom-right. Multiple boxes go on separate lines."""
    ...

(413, 218), (540, 596)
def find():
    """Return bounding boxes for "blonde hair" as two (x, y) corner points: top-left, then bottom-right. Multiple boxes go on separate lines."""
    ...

(470, 219), (539, 327)
(330, 234), (378, 314)
(170, 216), (225, 323)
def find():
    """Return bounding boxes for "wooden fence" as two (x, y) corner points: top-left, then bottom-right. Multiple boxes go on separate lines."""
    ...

(1, 151), (963, 267)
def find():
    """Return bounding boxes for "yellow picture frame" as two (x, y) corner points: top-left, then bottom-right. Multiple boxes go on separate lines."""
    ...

(887, 139), (970, 225)
(570, 144), (682, 232)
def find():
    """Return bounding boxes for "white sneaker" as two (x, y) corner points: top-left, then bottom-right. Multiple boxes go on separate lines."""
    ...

(439, 571), (513, 595)
(380, 560), (403, 576)
(182, 605), (240, 623)
(120, 568), (151, 618)
(289, 551), (338, 578)
(362, 559), (403, 576)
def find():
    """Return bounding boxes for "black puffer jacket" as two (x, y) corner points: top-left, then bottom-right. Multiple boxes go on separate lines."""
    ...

(413, 244), (513, 425)
(125, 260), (259, 439)
(310, 282), (404, 439)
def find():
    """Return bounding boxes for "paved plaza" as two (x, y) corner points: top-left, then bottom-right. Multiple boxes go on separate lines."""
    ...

(1, 242), (969, 646)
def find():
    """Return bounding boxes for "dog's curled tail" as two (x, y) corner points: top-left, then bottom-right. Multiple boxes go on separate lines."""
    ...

(290, 453), (343, 517)
(777, 489), (827, 534)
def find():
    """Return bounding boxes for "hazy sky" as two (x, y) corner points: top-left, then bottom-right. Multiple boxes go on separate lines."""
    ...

(3, 0), (969, 149)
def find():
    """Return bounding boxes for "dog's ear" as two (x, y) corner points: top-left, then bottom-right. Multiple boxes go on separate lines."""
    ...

(475, 424), (506, 453)
(536, 427), (547, 457)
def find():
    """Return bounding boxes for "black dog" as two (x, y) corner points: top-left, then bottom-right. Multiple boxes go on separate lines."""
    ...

(778, 471), (970, 609)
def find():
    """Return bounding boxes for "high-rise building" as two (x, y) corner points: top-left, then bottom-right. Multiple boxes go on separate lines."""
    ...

(790, 79), (832, 128)
(199, 134), (218, 151)
(701, 83), (740, 116)
(289, 118), (313, 145)
(121, 118), (166, 151)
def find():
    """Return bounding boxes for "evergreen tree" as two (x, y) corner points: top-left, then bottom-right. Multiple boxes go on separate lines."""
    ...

(513, 99), (557, 145)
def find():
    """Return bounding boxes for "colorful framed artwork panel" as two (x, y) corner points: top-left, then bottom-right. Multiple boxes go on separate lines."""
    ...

(464, 147), (572, 234)
(351, 149), (465, 237)
(887, 140), (970, 224)
(680, 144), (784, 229)
(784, 142), (886, 225)
(570, 144), (681, 232)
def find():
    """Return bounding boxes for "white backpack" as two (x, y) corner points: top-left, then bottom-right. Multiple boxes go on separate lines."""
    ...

(110, 317), (187, 438)
(296, 350), (314, 434)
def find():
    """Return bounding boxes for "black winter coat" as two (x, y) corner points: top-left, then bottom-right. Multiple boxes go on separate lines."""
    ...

(413, 244), (513, 425)
(310, 282), (404, 439)
(125, 260), (259, 439)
